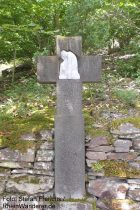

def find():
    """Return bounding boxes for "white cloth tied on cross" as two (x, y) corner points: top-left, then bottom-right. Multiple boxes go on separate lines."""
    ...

(59, 50), (80, 79)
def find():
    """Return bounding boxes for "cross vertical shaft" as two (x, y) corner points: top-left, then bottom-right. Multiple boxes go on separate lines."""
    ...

(55, 80), (85, 198)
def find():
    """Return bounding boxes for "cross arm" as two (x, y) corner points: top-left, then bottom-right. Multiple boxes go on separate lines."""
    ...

(37, 56), (59, 84)
(37, 55), (102, 84)
(79, 55), (102, 82)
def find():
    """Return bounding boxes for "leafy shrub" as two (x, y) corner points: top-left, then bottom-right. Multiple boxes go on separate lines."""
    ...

(115, 54), (140, 78)
(114, 89), (139, 106)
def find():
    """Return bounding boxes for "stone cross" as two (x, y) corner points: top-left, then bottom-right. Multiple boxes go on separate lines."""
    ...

(37, 36), (102, 199)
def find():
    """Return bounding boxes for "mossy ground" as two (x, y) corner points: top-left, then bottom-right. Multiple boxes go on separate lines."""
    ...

(0, 111), (54, 152)
(0, 71), (140, 152)
(92, 160), (140, 178)
(110, 117), (140, 130)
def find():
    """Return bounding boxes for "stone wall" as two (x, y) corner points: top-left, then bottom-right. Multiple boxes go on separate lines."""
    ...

(86, 123), (140, 210)
(0, 123), (140, 209)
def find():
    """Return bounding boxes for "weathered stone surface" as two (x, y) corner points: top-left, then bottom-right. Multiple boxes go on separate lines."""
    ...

(6, 175), (54, 194)
(40, 130), (53, 141)
(114, 140), (132, 152)
(86, 159), (97, 167)
(20, 133), (36, 140)
(86, 152), (107, 160)
(119, 134), (140, 139)
(87, 145), (114, 152)
(98, 199), (139, 210)
(79, 55), (102, 82)
(37, 56), (59, 83)
(39, 141), (54, 150)
(107, 152), (138, 161)
(11, 169), (54, 176)
(55, 80), (85, 199)
(133, 140), (140, 150)
(34, 162), (53, 171)
(111, 123), (140, 136)
(0, 177), (6, 194)
(129, 161), (140, 170)
(56, 36), (82, 56)
(56, 80), (83, 115)
(96, 199), (110, 210)
(88, 178), (128, 199)
(0, 148), (35, 162)
(0, 162), (33, 169)
(128, 189), (140, 201)
(36, 150), (54, 162)
(0, 168), (10, 176)
(56, 202), (93, 210)
(88, 170), (105, 177)
(127, 179), (140, 190)
(86, 136), (109, 148)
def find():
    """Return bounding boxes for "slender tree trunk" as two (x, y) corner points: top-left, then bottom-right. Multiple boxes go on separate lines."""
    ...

(12, 48), (16, 83)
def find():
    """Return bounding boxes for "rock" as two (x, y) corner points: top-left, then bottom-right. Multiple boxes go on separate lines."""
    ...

(129, 161), (140, 170)
(96, 199), (110, 210)
(133, 139), (140, 150)
(111, 199), (139, 210)
(111, 123), (140, 136)
(86, 152), (107, 160)
(0, 162), (33, 169)
(40, 130), (53, 141)
(88, 170), (105, 177)
(34, 162), (53, 171)
(110, 112), (127, 119)
(87, 145), (114, 152)
(36, 150), (54, 162)
(39, 141), (54, 150)
(119, 134), (140, 139)
(85, 135), (92, 143)
(101, 111), (111, 119)
(88, 178), (128, 199)
(86, 137), (109, 148)
(6, 175), (54, 194)
(128, 189), (140, 201)
(107, 152), (138, 161)
(0, 177), (6, 193)
(114, 140), (132, 152)
(11, 169), (54, 176)
(0, 148), (35, 162)
(0, 168), (10, 176)
(56, 202), (93, 210)
(86, 159), (97, 167)
(20, 133), (36, 140)
(127, 179), (140, 190)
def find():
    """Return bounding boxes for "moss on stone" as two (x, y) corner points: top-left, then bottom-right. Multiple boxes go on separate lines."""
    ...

(0, 108), (54, 152)
(92, 160), (140, 178)
(110, 117), (140, 130)
(12, 175), (40, 184)
(0, 167), (9, 173)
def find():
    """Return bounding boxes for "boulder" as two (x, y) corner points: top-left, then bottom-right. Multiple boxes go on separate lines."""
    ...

(88, 178), (128, 199)
(6, 175), (54, 194)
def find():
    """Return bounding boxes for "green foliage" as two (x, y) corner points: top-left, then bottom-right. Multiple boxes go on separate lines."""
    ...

(115, 54), (140, 78)
(0, 0), (139, 63)
(114, 89), (139, 106)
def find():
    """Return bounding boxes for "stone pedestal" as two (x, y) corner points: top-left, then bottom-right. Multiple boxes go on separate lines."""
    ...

(55, 80), (85, 198)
